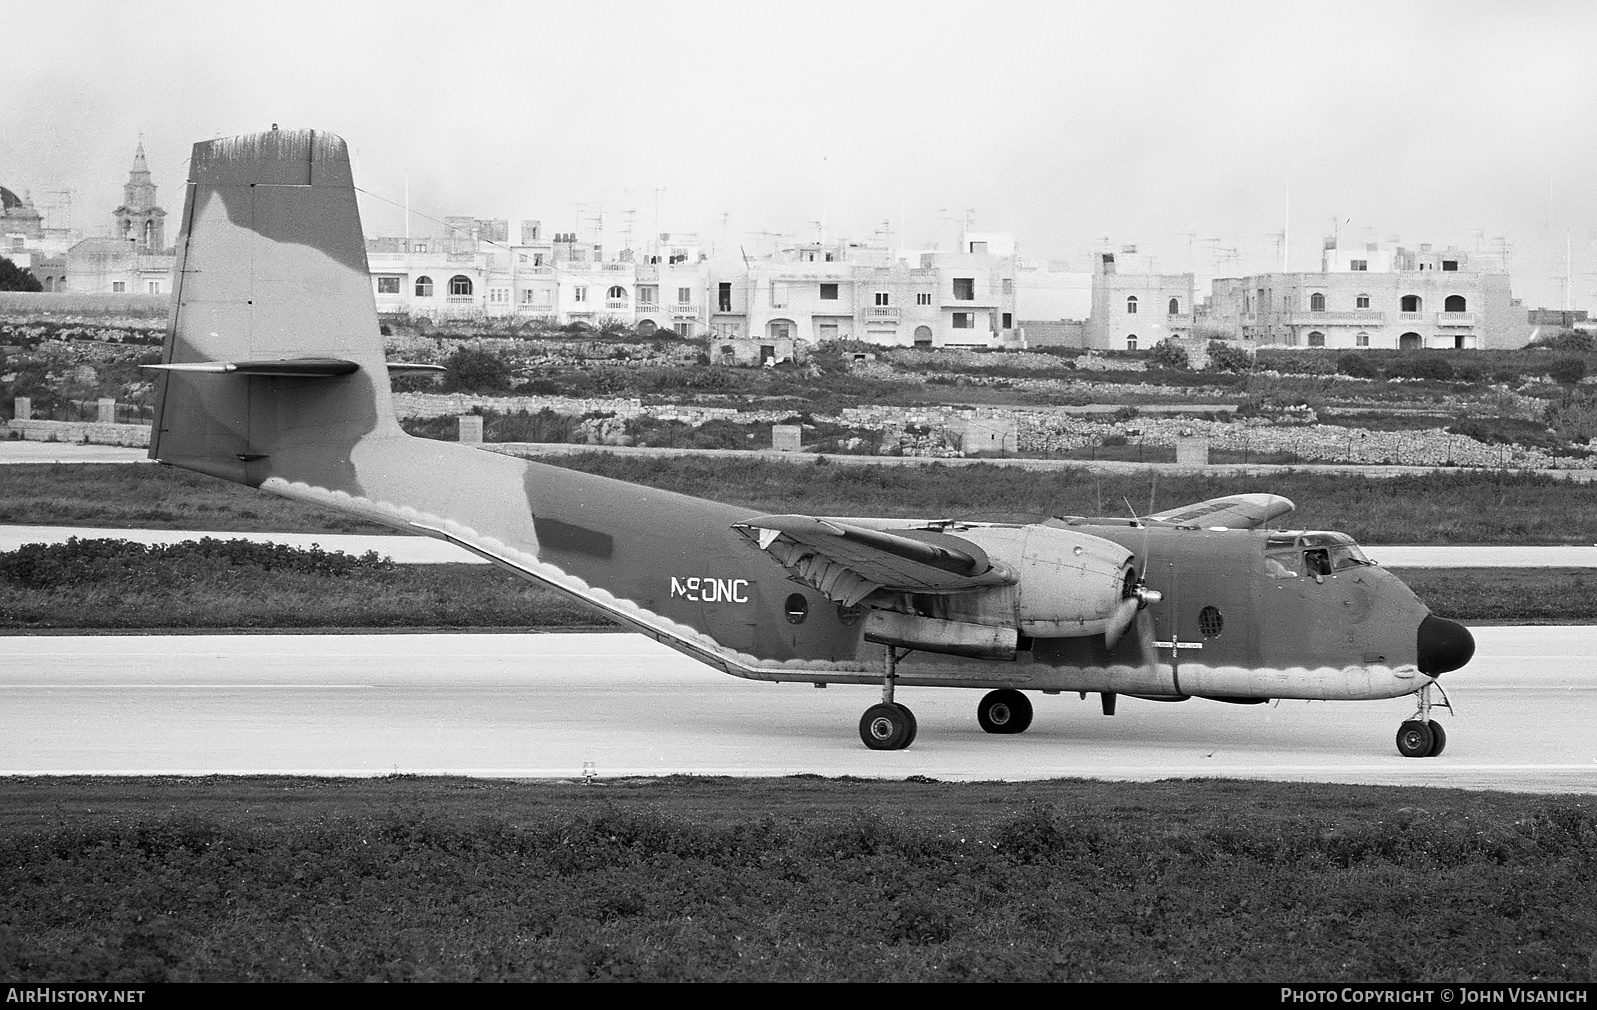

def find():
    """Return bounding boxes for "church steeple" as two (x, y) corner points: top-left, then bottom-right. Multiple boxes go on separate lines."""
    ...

(114, 138), (166, 251)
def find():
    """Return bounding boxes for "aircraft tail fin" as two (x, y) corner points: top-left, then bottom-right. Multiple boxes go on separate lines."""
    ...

(148, 128), (399, 485)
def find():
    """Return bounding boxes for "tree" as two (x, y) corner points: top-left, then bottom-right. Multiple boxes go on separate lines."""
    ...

(441, 346), (511, 393)
(1336, 352), (1379, 379)
(0, 256), (42, 292)
(1148, 339), (1189, 371)
(1205, 340), (1255, 373)
(1549, 357), (1587, 387)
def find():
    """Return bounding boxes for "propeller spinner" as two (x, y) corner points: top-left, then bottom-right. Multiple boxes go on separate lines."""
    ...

(1104, 565), (1162, 649)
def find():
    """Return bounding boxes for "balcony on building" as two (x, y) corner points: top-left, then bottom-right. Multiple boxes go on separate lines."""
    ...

(671, 303), (698, 317)
(865, 306), (901, 322)
(1437, 311), (1478, 327)
(1286, 311), (1388, 325)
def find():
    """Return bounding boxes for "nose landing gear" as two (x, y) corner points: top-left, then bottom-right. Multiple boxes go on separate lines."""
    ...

(1396, 681), (1452, 758)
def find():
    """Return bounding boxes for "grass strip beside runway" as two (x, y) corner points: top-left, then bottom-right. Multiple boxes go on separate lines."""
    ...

(0, 776), (1592, 982)
(8, 459), (1597, 545)
(0, 540), (1589, 629)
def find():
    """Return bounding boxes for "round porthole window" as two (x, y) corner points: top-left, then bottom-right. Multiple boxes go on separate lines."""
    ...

(785, 593), (809, 624)
(1198, 605), (1224, 639)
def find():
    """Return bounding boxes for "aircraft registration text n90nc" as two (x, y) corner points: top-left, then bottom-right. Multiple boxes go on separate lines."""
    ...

(670, 577), (751, 604)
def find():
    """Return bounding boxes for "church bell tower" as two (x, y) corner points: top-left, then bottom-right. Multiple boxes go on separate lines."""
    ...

(113, 140), (166, 252)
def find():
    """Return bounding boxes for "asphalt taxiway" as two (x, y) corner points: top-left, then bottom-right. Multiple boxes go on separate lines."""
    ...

(2, 627), (1591, 792)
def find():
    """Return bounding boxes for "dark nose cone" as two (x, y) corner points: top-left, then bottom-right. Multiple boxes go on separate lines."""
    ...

(1417, 615), (1475, 675)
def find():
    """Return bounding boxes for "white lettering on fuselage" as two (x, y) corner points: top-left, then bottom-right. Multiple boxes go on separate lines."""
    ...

(670, 577), (750, 603)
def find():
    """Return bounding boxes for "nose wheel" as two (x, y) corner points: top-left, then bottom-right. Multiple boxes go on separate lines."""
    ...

(1396, 681), (1452, 758)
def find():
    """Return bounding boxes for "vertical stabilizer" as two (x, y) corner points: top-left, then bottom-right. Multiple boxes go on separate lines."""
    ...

(149, 128), (398, 486)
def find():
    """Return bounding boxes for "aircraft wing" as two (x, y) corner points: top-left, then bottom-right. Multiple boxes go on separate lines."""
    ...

(1144, 493), (1295, 529)
(732, 514), (1016, 607)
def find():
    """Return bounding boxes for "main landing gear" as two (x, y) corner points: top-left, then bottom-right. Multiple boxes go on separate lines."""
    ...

(1396, 681), (1452, 758)
(977, 689), (1033, 735)
(860, 646), (917, 751)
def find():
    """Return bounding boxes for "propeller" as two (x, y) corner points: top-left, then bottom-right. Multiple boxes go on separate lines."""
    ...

(1105, 569), (1162, 649)
(1106, 475), (1163, 650)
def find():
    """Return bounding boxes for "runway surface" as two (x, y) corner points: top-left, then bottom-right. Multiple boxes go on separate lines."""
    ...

(0, 443), (150, 464)
(3, 627), (1592, 792)
(4, 524), (1593, 567)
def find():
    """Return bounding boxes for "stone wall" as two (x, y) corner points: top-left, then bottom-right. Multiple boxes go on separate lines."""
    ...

(391, 392), (646, 419)
(4, 419), (151, 447)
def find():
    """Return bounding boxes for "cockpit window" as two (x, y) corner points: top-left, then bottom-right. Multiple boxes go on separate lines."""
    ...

(1264, 548), (1302, 579)
(1264, 532), (1373, 579)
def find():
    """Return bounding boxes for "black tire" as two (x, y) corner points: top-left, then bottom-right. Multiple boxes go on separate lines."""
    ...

(977, 689), (1033, 735)
(899, 704), (918, 748)
(1396, 719), (1434, 758)
(1426, 720), (1447, 757)
(860, 703), (913, 750)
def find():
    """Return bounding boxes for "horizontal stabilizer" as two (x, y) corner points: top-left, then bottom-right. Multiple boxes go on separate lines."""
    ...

(144, 357), (360, 377)
(386, 362), (447, 375)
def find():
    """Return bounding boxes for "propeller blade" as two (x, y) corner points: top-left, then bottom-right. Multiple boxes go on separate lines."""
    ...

(1104, 596), (1141, 650)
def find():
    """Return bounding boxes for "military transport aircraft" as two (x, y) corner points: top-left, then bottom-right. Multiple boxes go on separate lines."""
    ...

(143, 129), (1475, 755)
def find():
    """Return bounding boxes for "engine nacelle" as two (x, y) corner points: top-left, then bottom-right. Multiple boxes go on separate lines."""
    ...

(926, 525), (1136, 638)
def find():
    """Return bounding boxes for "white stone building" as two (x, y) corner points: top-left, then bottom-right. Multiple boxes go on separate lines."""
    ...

(1083, 248), (1196, 351)
(1203, 239), (1530, 350)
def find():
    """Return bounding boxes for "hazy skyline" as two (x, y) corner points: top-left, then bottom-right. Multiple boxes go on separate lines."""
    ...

(4, 0), (1595, 308)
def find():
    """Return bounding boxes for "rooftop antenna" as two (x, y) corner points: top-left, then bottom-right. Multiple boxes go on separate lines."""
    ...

(44, 190), (74, 232)
(651, 187), (666, 256)
(1283, 183), (1290, 272)
(1263, 230), (1285, 272)
(820, 154), (828, 246)
(1565, 231), (1573, 310)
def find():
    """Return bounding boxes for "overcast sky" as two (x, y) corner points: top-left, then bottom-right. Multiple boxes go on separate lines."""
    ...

(4, 0), (1594, 307)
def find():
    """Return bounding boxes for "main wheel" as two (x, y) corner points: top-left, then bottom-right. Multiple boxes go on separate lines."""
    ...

(977, 689), (1033, 735)
(1396, 719), (1435, 758)
(1426, 720), (1447, 757)
(860, 703), (915, 750)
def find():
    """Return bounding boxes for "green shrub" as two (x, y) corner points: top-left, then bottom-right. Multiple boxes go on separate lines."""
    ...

(441, 346), (512, 393)
(1545, 395), (1597, 444)
(1148, 340), (1189, 371)
(1204, 341), (1254, 373)
(1550, 357), (1587, 386)
(1386, 355), (1455, 382)
(1447, 417), (1560, 448)
(0, 256), (43, 292)
(0, 537), (392, 589)
(1532, 329), (1596, 353)
(1336, 353), (1379, 379)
